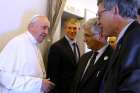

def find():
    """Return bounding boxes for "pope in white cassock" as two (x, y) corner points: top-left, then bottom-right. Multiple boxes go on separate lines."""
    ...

(0, 16), (55, 93)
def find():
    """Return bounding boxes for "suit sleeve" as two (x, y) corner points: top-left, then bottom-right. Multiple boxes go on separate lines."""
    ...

(0, 71), (42, 92)
(119, 44), (140, 93)
(47, 45), (61, 84)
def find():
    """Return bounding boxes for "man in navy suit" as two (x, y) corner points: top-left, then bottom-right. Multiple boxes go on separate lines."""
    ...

(97, 0), (140, 93)
(69, 18), (113, 93)
(47, 17), (80, 93)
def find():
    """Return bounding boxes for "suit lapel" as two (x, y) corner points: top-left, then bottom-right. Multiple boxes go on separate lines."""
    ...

(63, 37), (81, 64)
(75, 52), (92, 85)
(80, 45), (112, 86)
(62, 37), (78, 65)
(109, 21), (138, 66)
(104, 21), (139, 81)
(76, 43), (80, 60)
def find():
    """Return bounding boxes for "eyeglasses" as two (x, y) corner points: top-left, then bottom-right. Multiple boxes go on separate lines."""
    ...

(97, 9), (109, 20)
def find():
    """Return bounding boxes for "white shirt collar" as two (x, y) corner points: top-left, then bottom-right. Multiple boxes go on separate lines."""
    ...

(97, 44), (108, 54)
(65, 35), (76, 45)
(26, 31), (38, 45)
(117, 19), (135, 44)
(93, 44), (109, 64)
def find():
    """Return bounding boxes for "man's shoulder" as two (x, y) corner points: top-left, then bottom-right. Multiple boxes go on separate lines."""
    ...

(0, 33), (27, 54)
(124, 21), (140, 45)
(7, 33), (25, 44)
(127, 21), (140, 36)
(50, 37), (66, 48)
(81, 51), (92, 58)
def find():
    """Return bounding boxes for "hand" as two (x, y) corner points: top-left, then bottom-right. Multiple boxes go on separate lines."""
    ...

(42, 79), (55, 93)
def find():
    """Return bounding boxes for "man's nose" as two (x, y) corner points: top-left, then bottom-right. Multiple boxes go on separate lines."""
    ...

(44, 30), (48, 36)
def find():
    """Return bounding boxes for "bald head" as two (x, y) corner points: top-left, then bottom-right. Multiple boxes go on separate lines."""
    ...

(28, 15), (50, 43)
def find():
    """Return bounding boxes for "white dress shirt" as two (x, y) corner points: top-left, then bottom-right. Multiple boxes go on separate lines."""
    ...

(0, 31), (46, 93)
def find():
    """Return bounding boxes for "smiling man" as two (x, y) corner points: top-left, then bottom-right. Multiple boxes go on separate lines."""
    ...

(0, 15), (55, 93)
(47, 17), (81, 93)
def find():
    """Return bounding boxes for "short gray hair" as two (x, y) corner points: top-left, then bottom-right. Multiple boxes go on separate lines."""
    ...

(83, 18), (101, 35)
(97, 0), (137, 19)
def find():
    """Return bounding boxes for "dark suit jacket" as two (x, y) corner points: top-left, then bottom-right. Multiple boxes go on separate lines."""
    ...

(104, 21), (140, 93)
(69, 45), (113, 93)
(47, 37), (80, 93)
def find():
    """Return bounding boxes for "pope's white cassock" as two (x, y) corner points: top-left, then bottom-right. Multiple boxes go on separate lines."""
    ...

(0, 31), (46, 93)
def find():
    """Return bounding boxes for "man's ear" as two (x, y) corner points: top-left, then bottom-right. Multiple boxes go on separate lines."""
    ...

(99, 31), (107, 43)
(28, 24), (33, 30)
(98, 32), (103, 40)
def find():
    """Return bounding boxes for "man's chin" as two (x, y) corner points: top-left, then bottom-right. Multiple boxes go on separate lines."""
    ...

(38, 39), (44, 43)
(69, 38), (74, 41)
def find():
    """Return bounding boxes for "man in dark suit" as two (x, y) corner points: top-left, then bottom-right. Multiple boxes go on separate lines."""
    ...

(97, 0), (140, 93)
(47, 17), (80, 93)
(69, 18), (113, 93)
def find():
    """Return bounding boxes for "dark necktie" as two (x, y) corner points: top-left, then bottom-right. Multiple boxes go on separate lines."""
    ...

(73, 43), (78, 62)
(81, 51), (98, 79)
(90, 51), (98, 64)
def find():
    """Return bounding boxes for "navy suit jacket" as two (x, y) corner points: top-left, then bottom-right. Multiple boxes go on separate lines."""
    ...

(69, 45), (113, 93)
(104, 21), (140, 93)
(47, 37), (80, 93)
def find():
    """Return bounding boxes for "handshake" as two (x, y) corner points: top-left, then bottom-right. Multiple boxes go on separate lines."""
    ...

(41, 78), (55, 93)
